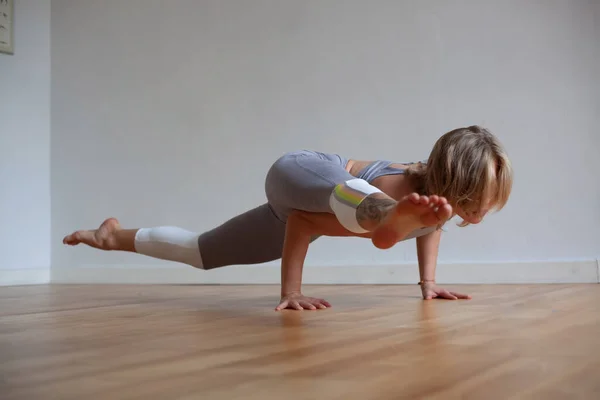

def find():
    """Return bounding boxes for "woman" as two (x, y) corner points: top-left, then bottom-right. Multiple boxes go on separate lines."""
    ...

(63, 125), (513, 310)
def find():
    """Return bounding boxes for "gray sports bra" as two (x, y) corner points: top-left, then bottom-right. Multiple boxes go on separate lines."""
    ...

(355, 160), (417, 182)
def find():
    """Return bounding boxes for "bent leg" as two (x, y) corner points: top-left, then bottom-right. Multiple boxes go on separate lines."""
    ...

(264, 151), (453, 246)
(265, 150), (388, 233)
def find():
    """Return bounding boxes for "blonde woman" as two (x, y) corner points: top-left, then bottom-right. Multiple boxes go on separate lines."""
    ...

(63, 125), (513, 310)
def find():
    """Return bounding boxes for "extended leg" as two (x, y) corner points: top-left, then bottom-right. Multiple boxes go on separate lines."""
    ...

(62, 203), (289, 270)
(63, 217), (205, 268)
(196, 203), (287, 269)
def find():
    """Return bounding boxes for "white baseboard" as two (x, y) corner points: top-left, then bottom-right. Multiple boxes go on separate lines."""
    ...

(50, 260), (600, 284)
(0, 268), (51, 286)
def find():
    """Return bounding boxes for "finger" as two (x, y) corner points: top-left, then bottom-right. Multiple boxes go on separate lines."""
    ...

(419, 195), (429, 205)
(299, 301), (317, 310)
(440, 291), (458, 300)
(318, 299), (332, 308)
(315, 300), (329, 309)
(275, 300), (288, 311)
(291, 301), (303, 310)
(429, 195), (439, 205)
(309, 299), (325, 309)
(450, 292), (472, 300)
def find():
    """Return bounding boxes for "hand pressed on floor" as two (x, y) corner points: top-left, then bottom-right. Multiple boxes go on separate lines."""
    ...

(276, 293), (331, 311)
(421, 282), (472, 300)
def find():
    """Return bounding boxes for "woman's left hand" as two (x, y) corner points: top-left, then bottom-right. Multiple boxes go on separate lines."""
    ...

(420, 282), (472, 300)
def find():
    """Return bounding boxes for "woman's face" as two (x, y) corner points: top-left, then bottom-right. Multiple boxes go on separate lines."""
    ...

(454, 198), (493, 224)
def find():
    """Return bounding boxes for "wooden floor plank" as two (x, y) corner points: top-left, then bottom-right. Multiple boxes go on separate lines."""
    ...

(1, 284), (599, 399)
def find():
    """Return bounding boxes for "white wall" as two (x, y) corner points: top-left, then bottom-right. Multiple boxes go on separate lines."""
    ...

(0, 0), (50, 285)
(595, 0), (600, 163)
(51, 0), (600, 283)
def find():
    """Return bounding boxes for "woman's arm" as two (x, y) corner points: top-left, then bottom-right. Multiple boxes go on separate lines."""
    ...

(416, 229), (471, 300)
(416, 228), (441, 284)
(279, 211), (313, 298)
(276, 211), (369, 310)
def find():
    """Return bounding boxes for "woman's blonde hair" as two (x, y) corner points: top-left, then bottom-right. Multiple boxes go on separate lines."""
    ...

(406, 125), (513, 226)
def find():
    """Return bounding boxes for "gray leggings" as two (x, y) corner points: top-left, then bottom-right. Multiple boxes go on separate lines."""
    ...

(197, 150), (354, 269)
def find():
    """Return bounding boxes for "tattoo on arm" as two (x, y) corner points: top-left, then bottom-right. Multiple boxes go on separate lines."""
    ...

(356, 195), (397, 230)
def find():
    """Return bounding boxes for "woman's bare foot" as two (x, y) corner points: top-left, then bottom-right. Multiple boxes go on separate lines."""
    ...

(63, 218), (122, 250)
(371, 193), (452, 249)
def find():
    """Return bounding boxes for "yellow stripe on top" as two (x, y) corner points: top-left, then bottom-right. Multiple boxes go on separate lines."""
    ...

(333, 183), (367, 207)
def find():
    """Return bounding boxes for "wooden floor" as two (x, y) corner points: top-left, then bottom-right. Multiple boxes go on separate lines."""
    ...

(1, 284), (599, 399)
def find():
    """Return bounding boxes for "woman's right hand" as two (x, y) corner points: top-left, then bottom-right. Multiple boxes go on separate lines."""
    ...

(275, 292), (331, 311)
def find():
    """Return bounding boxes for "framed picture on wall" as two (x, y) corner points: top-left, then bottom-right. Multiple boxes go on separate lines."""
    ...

(0, 0), (13, 55)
